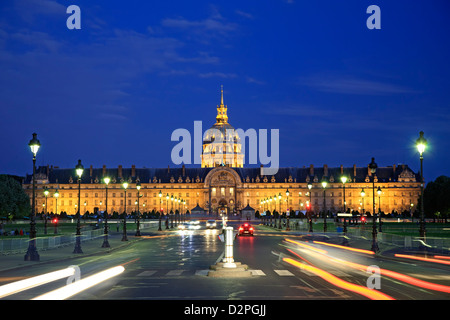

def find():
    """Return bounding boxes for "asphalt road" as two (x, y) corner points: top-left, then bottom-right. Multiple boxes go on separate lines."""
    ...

(1, 220), (449, 302)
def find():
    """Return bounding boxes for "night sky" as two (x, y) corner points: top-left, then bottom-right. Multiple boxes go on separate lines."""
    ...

(1, 0), (449, 182)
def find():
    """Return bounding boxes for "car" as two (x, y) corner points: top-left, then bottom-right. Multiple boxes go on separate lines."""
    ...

(238, 223), (254, 236)
(189, 220), (201, 229)
(178, 223), (189, 230)
(206, 219), (217, 229)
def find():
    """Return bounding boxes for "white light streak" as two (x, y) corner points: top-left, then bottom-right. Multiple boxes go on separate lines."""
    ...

(0, 267), (76, 298)
(32, 266), (125, 300)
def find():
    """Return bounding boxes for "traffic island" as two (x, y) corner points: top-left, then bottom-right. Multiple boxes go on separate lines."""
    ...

(207, 226), (253, 277)
(207, 262), (252, 278)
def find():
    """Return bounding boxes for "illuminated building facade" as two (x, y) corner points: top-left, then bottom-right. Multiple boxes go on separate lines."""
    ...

(22, 89), (421, 217)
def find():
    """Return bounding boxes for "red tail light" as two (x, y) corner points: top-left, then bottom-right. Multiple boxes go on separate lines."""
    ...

(249, 227), (254, 231)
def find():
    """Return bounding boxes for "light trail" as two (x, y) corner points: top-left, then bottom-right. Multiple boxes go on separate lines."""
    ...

(313, 241), (375, 255)
(394, 254), (450, 266)
(434, 255), (450, 260)
(285, 239), (450, 295)
(0, 267), (76, 299)
(285, 239), (328, 254)
(32, 266), (125, 300)
(283, 257), (395, 300)
(299, 248), (450, 294)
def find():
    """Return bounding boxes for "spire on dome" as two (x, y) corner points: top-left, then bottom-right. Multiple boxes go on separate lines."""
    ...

(216, 85), (228, 124)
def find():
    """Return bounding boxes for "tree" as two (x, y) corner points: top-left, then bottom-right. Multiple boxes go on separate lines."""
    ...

(424, 175), (450, 220)
(0, 175), (30, 220)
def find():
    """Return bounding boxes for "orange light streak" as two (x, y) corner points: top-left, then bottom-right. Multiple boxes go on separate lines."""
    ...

(313, 251), (450, 294)
(394, 254), (450, 266)
(313, 241), (375, 255)
(283, 257), (395, 300)
(434, 255), (450, 260)
(285, 239), (450, 294)
(285, 238), (328, 254)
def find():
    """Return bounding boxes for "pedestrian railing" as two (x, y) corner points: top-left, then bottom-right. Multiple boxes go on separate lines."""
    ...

(262, 218), (450, 253)
(0, 220), (158, 255)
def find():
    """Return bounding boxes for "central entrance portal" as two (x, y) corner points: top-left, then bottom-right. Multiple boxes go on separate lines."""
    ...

(204, 167), (242, 216)
(218, 199), (228, 216)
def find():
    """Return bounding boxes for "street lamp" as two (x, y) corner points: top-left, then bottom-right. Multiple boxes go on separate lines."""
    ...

(166, 194), (170, 229)
(416, 131), (427, 240)
(170, 195), (174, 228)
(43, 187), (49, 235)
(53, 189), (59, 234)
(102, 177), (111, 247)
(340, 176), (348, 234)
(269, 196), (274, 227)
(377, 186), (383, 232)
(286, 189), (290, 231)
(73, 159), (84, 254)
(278, 193), (282, 229)
(25, 133), (41, 261)
(122, 181), (129, 241)
(368, 157), (379, 253)
(360, 188), (366, 224)
(308, 182), (313, 232)
(178, 198), (181, 225)
(321, 177), (328, 232)
(135, 182), (141, 236)
(158, 191), (163, 231)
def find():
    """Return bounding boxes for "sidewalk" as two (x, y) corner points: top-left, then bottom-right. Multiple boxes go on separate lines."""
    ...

(0, 226), (169, 273)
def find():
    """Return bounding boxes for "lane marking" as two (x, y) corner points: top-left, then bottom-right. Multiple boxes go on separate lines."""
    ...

(249, 270), (266, 276)
(137, 271), (157, 277)
(274, 270), (294, 276)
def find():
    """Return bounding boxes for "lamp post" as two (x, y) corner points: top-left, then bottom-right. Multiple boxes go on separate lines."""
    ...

(269, 197), (273, 227)
(122, 181), (129, 241)
(369, 157), (379, 253)
(25, 133), (41, 261)
(416, 131), (427, 241)
(102, 177), (111, 247)
(262, 199), (266, 224)
(178, 198), (181, 225)
(54, 189), (59, 234)
(377, 186), (383, 232)
(286, 189), (290, 231)
(158, 191), (162, 231)
(361, 188), (366, 224)
(170, 195), (174, 228)
(321, 177), (328, 232)
(308, 182), (313, 232)
(135, 182), (141, 236)
(278, 193), (282, 229)
(166, 194), (170, 229)
(73, 160), (84, 254)
(43, 187), (49, 235)
(340, 176), (348, 234)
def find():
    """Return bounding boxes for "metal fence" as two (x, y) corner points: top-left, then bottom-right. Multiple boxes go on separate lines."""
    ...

(0, 221), (157, 255)
(285, 218), (450, 253)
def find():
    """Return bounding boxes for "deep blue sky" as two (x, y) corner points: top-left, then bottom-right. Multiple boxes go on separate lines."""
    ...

(1, 0), (449, 182)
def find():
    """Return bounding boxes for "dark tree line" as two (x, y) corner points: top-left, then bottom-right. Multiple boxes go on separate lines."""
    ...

(0, 174), (30, 220)
(424, 175), (450, 220)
